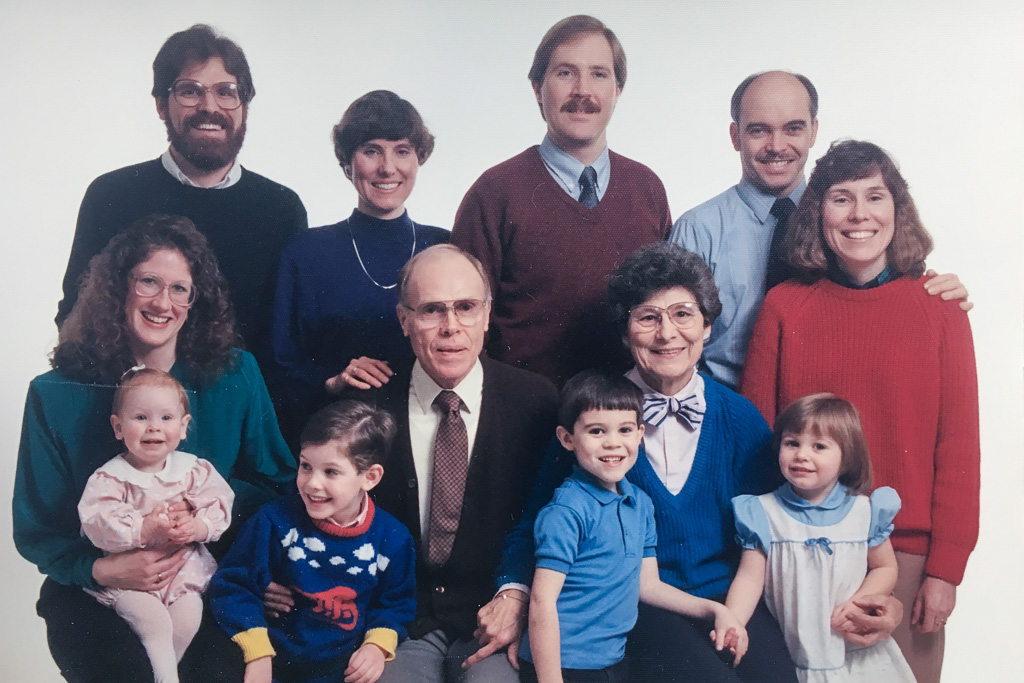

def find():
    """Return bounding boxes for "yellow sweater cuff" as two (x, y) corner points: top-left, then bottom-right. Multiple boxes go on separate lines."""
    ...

(363, 628), (398, 661)
(232, 627), (276, 663)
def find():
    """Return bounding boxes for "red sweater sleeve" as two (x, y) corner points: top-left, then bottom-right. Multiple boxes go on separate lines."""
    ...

(925, 302), (980, 584)
(740, 288), (785, 424)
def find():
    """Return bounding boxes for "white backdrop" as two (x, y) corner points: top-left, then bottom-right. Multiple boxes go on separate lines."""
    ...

(2, 1), (1021, 680)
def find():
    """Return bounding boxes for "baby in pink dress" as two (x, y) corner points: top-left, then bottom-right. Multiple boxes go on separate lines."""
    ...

(78, 368), (234, 683)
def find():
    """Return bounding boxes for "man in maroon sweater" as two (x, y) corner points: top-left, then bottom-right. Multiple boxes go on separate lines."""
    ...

(450, 15), (671, 387)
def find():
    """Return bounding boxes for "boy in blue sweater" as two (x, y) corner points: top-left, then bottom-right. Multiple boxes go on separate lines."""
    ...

(518, 371), (747, 683)
(211, 401), (415, 683)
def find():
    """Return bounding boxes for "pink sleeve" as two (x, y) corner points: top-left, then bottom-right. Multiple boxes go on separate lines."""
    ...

(184, 459), (235, 543)
(926, 303), (980, 584)
(741, 290), (785, 424)
(77, 473), (143, 553)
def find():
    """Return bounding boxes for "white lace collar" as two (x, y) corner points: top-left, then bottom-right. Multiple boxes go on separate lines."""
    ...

(97, 450), (198, 487)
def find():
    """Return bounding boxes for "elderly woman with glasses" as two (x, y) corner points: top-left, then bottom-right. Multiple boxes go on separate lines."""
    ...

(489, 243), (903, 682)
(14, 215), (295, 681)
(270, 90), (448, 447)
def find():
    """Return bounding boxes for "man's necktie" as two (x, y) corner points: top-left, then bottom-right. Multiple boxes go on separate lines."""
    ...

(427, 390), (468, 566)
(765, 197), (797, 291)
(579, 166), (599, 209)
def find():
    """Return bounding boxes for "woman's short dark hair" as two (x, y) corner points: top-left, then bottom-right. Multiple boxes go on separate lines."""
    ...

(332, 90), (435, 177)
(152, 24), (255, 106)
(784, 139), (933, 279)
(300, 400), (397, 473)
(558, 370), (643, 431)
(53, 215), (238, 384)
(607, 242), (722, 336)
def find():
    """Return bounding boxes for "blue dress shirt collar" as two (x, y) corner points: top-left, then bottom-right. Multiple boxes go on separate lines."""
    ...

(539, 135), (611, 203)
(735, 178), (806, 225)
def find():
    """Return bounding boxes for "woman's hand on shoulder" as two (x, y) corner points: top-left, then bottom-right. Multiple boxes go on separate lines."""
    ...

(326, 357), (393, 392)
(91, 545), (188, 591)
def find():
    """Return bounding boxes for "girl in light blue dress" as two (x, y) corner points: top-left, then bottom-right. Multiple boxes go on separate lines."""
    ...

(724, 393), (914, 682)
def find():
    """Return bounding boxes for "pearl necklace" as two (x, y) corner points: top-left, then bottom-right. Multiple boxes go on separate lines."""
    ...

(350, 219), (417, 290)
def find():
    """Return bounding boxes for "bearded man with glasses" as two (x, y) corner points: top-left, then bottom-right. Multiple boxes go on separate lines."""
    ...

(57, 24), (307, 369)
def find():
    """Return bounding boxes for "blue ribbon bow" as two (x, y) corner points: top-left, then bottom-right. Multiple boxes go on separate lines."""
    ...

(643, 394), (705, 430)
(804, 537), (834, 557)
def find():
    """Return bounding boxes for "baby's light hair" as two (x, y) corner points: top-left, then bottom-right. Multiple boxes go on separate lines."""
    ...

(772, 393), (872, 495)
(112, 368), (191, 417)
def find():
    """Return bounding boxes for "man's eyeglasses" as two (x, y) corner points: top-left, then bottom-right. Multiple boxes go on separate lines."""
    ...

(168, 80), (243, 110)
(132, 275), (197, 307)
(629, 301), (703, 331)
(402, 299), (488, 327)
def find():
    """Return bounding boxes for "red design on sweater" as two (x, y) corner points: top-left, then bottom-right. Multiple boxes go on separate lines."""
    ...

(296, 585), (359, 630)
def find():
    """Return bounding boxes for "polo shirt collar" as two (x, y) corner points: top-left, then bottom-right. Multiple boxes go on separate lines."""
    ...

(539, 135), (611, 197)
(570, 465), (638, 506)
(775, 481), (849, 511)
(736, 177), (806, 224)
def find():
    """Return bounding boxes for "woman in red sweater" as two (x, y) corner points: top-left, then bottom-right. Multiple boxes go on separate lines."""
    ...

(741, 140), (979, 683)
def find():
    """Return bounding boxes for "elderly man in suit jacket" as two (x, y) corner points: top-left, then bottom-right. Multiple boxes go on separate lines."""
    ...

(349, 244), (557, 683)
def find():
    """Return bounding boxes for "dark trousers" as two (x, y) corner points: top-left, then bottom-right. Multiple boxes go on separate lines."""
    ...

(519, 657), (629, 683)
(37, 578), (244, 683)
(627, 600), (797, 683)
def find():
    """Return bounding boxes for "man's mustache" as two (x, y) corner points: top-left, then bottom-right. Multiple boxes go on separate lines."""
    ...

(755, 150), (797, 163)
(561, 96), (601, 114)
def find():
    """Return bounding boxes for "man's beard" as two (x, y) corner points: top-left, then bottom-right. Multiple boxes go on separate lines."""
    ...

(166, 110), (246, 171)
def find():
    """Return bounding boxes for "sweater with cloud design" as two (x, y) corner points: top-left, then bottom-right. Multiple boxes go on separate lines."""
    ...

(211, 494), (415, 676)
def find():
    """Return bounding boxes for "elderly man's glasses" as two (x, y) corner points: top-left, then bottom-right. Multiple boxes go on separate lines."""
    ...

(132, 275), (197, 307)
(403, 299), (487, 328)
(629, 302), (702, 331)
(168, 80), (243, 110)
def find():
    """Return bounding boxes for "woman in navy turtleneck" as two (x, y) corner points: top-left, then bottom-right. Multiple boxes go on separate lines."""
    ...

(270, 90), (448, 447)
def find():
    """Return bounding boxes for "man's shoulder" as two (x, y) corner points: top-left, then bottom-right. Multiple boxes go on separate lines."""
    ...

(237, 166), (303, 203)
(470, 147), (543, 186)
(679, 184), (744, 224)
(85, 158), (166, 192)
(481, 357), (558, 404)
(607, 150), (663, 182)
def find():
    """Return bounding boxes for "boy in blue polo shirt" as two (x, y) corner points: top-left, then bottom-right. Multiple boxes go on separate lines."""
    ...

(518, 371), (747, 683)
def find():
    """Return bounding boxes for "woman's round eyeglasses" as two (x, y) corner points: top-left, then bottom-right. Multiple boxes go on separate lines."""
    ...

(132, 275), (196, 307)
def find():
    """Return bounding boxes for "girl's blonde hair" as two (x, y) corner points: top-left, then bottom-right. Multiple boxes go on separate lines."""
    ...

(772, 393), (872, 495)
(112, 368), (191, 418)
